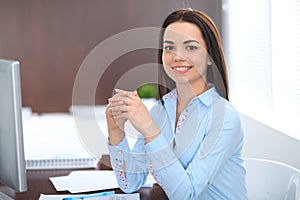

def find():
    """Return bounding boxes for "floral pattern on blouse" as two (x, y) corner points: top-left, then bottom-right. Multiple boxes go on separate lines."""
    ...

(162, 89), (177, 102)
(163, 89), (197, 136)
(175, 99), (197, 136)
(148, 162), (166, 193)
(115, 158), (130, 190)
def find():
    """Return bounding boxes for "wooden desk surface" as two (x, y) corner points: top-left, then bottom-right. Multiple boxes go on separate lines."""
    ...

(0, 155), (168, 200)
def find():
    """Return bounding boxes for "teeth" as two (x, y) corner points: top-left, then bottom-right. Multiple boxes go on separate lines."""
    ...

(174, 67), (190, 71)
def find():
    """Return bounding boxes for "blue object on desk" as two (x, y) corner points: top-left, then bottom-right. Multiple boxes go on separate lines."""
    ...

(62, 191), (115, 200)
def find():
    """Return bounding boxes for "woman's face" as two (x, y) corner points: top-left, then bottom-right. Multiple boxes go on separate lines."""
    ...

(162, 21), (209, 86)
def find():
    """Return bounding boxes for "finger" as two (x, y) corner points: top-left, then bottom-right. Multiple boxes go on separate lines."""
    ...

(110, 105), (130, 114)
(131, 90), (140, 101)
(113, 112), (129, 119)
(110, 96), (134, 106)
(115, 89), (139, 99)
(108, 92), (130, 103)
(109, 100), (126, 108)
(115, 88), (132, 93)
(120, 91), (140, 103)
(109, 97), (124, 107)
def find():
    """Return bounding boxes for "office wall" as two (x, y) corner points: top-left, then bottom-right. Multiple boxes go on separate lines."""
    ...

(241, 114), (300, 170)
(0, 0), (222, 113)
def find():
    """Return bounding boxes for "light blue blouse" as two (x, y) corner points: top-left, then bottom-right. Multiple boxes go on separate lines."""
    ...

(108, 87), (248, 199)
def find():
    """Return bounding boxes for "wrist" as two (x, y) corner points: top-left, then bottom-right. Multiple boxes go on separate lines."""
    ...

(108, 129), (125, 146)
(109, 134), (125, 146)
(143, 122), (160, 144)
(144, 132), (160, 144)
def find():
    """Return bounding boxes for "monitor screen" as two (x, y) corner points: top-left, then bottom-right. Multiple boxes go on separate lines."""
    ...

(0, 58), (27, 198)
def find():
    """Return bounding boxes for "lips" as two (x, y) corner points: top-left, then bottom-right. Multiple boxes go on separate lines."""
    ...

(171, 66), (192, 74)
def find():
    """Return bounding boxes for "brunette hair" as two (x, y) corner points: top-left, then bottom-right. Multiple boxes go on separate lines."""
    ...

(157, 9), (229, 103)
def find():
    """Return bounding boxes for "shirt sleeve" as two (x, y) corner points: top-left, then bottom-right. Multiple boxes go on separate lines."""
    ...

(144, 103), (245, 199)
(107, 101), (167, 193)
(108, 134), (148, 193)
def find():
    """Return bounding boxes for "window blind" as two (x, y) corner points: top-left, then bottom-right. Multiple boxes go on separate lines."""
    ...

(223, 0), (300, 140)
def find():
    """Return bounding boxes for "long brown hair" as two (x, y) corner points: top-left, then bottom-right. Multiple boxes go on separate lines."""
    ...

(158, 9), (229, 104)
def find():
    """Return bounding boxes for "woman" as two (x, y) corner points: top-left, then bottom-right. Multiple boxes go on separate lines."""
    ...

(106, 9), (248, 199)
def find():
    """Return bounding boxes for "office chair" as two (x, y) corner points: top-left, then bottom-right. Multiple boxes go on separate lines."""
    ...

(245, 158), (300, 200)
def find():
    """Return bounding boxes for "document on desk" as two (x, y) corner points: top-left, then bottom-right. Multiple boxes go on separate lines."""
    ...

(50, 170), (118, 193)
(38, 193), (140, 200)
(50, 170), (156, 193)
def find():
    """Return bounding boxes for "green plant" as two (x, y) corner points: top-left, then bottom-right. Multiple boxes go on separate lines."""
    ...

(137, 83), (158, 98)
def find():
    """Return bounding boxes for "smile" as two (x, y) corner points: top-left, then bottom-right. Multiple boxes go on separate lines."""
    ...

(171, 66), (192, 74)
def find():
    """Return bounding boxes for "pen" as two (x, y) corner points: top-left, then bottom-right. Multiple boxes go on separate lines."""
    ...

(62, 191), (115, 200)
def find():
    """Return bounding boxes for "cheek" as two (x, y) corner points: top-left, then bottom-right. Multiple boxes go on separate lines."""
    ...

(162, 52), (171, 66)
(191, 52), (209, 67)
(162, 53), (174, 77)
(190, 54), (209, 75)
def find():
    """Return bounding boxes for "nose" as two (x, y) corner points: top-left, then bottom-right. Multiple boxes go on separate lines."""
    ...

(172, 51), (186, 62)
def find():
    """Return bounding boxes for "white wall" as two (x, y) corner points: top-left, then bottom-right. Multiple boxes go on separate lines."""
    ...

(241, 114), (300, 170)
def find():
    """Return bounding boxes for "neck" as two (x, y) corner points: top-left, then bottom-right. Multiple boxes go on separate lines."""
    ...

(176, 80), (208, 112)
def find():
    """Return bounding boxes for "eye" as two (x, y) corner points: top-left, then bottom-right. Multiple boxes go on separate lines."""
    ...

(186, 45), (198, 51)
(163, 45), (175, 51)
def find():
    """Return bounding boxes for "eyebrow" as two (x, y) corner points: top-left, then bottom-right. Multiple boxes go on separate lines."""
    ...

(183, 40), (200, 44)
(163, 40), (174, 44)
(163, 40), (200, 44)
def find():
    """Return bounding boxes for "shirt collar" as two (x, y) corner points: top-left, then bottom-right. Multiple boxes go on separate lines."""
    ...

(195, 87), (217, 107)
(162, 89), (177, 103)
(162, 86), (218, 107)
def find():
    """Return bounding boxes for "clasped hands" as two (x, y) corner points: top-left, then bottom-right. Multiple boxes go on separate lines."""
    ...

(105, 89), (160, 145)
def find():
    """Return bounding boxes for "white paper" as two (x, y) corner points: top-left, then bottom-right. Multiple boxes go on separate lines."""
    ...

(38, 193), (140, 200)
(50, 170), (156, 193)
(50, 170), (118, 193)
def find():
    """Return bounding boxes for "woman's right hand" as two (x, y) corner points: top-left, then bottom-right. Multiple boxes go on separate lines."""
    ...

(105, 98), (126, 146)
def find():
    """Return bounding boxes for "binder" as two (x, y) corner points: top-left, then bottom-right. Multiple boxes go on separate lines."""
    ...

(22, 113), (103, 170)
(26, 158), (98, 170)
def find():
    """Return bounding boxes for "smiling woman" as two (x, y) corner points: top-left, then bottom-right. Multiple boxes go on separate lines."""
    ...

(162, 22), (210, 94)
(158, 10), (228, 103)
(106, 9), (248, 200)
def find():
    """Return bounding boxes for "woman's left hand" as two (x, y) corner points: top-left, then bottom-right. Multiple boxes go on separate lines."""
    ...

(109, 89), (160, 142)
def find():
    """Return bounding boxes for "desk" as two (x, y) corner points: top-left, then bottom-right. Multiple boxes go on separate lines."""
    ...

(0, 155), (168, 200)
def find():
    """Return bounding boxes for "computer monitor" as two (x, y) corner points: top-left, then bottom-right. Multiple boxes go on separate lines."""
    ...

(0, 59), (27, 199)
